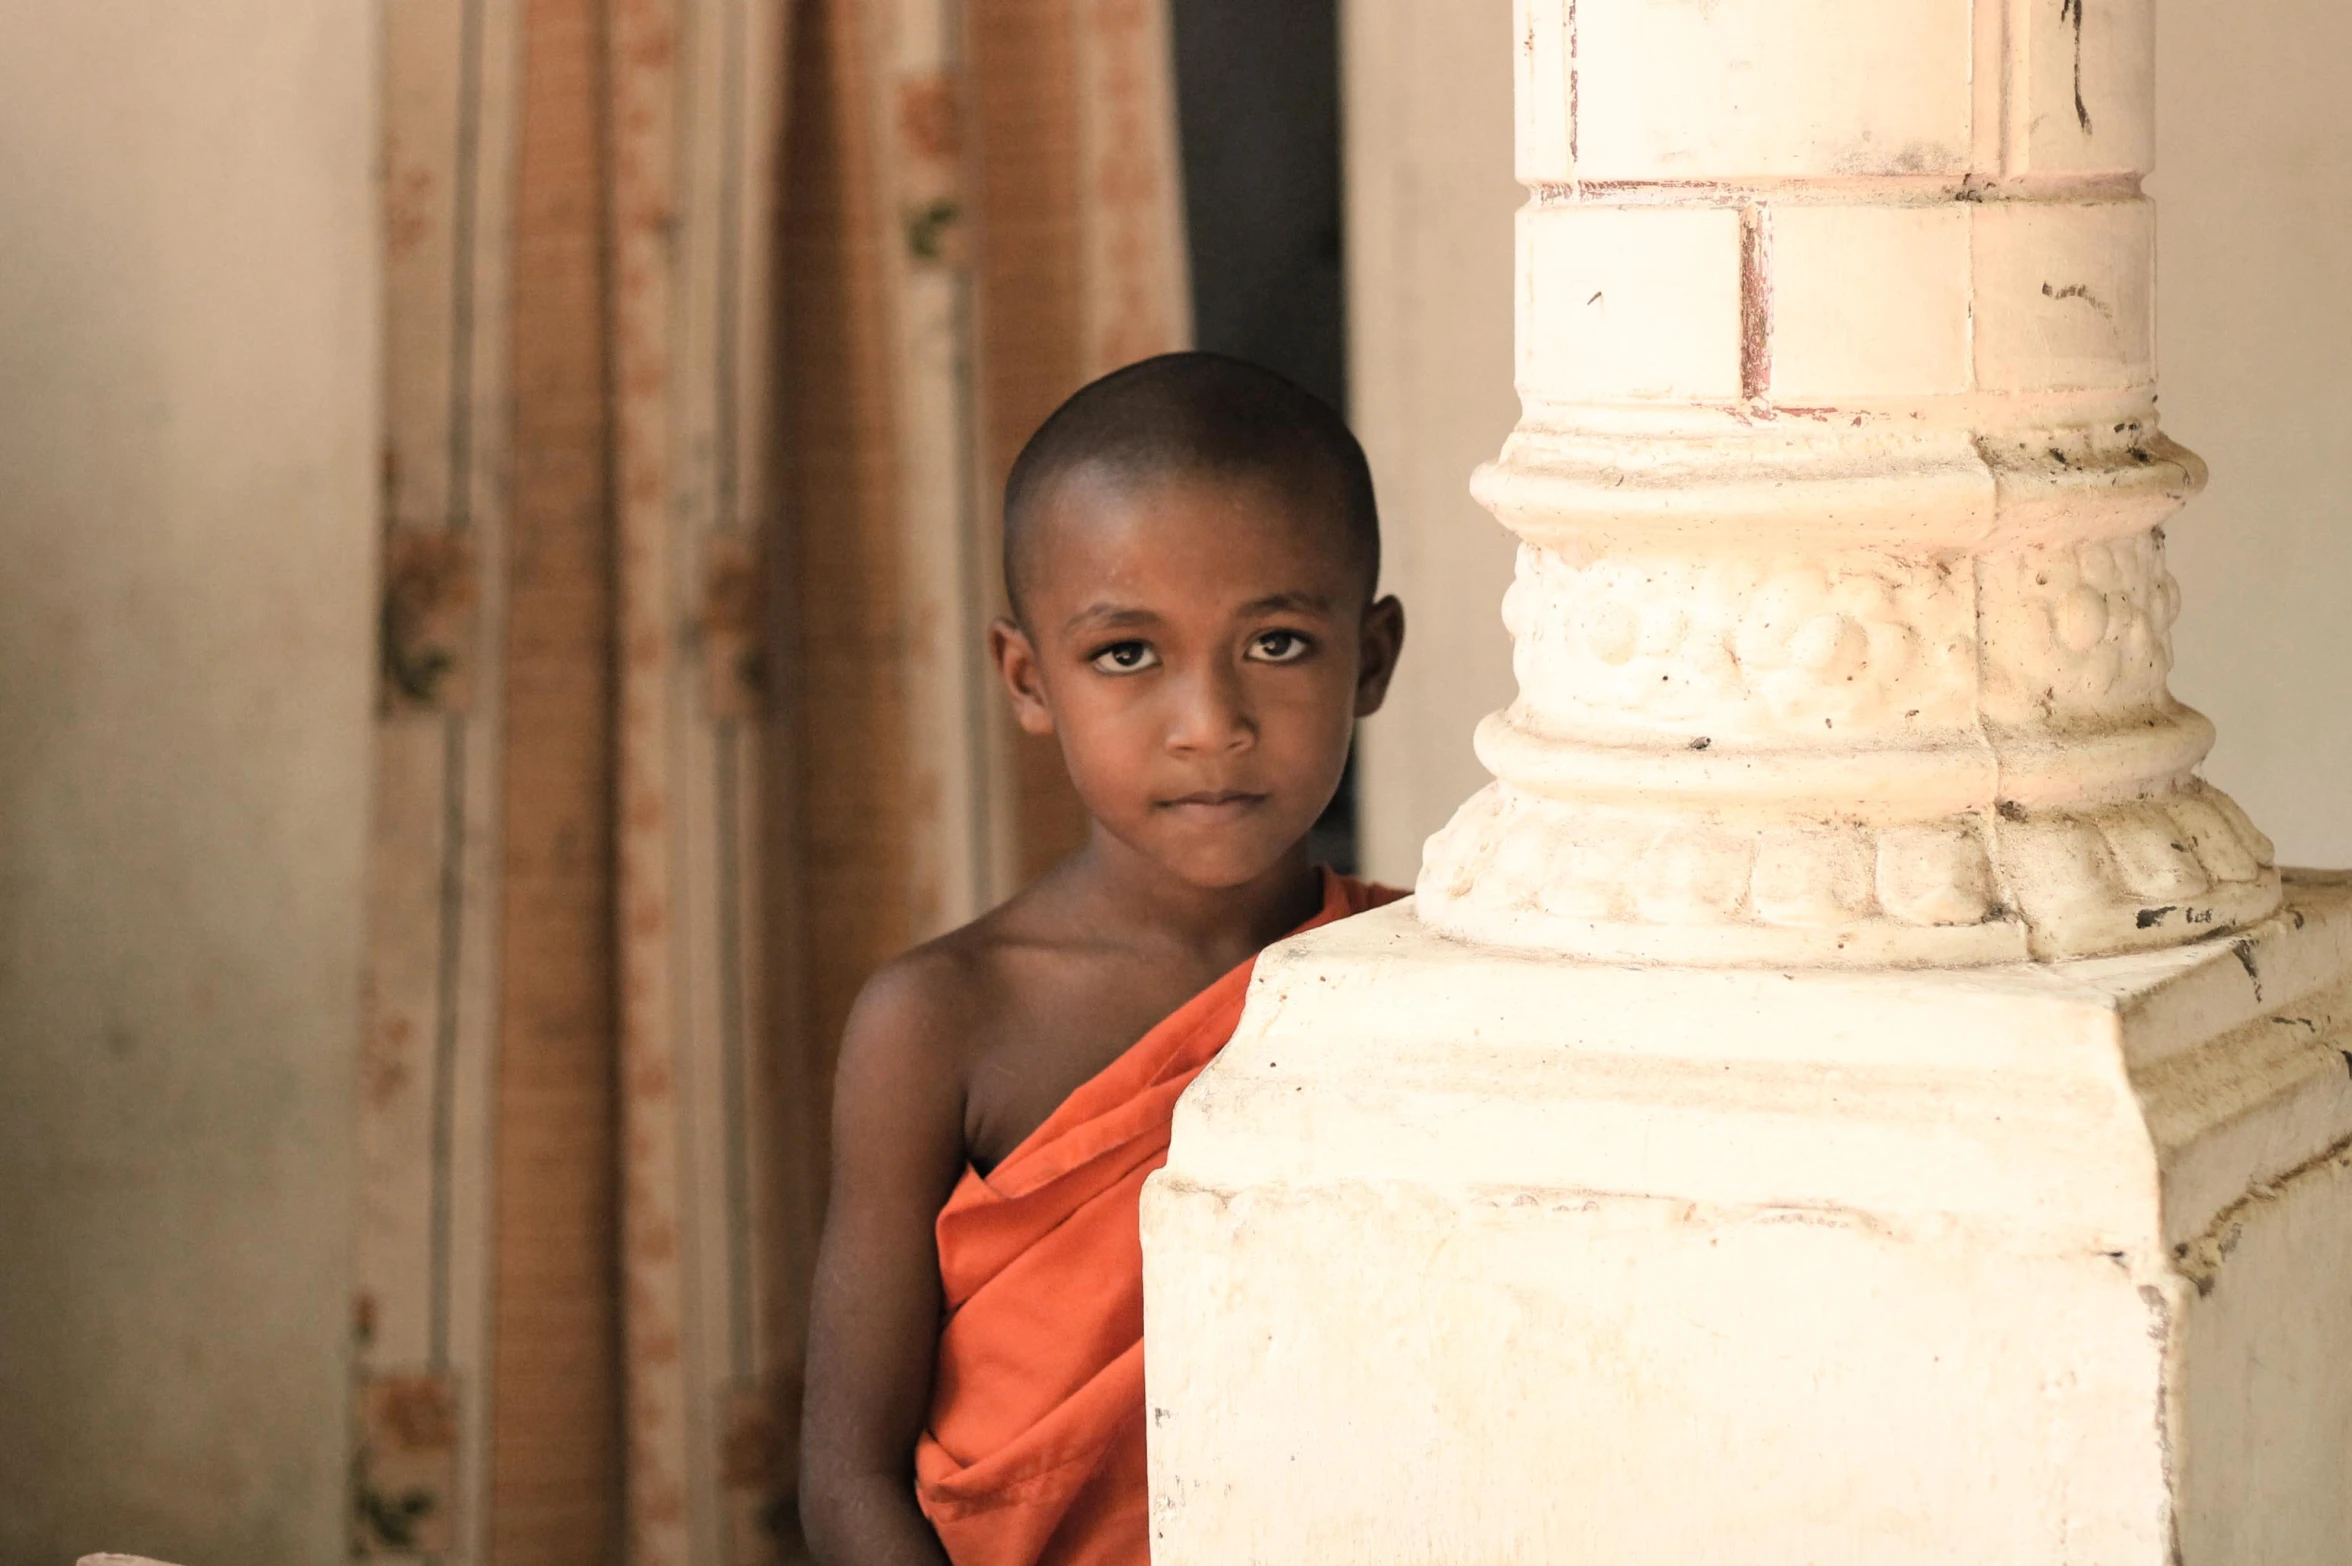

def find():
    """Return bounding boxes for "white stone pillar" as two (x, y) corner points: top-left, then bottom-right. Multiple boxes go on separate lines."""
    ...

(1142, 3), (2352, 1560)
(1418, 0), (2274, 966)
(0, 6), (379, 1562)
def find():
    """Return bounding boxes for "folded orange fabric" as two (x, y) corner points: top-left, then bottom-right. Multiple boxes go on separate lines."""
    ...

(914, 870), (1400, 1566)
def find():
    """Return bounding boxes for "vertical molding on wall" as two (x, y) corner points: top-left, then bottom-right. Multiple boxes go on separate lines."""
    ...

(360, 2), (525, 1558)
(698, 12), (799, 1558)
(609, 1), (795, 1561)
(864, 0), (1001, 937)
(768, 7), (919, 1536)
(1071, 0), (1192, 377)
(966, 0), (1092, 885)
(493, 0), (628, 1556)
(605, 0), (692, 1554)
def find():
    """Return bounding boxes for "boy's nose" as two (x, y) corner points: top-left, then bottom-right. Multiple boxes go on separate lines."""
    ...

(1166, 662), (1256, 754)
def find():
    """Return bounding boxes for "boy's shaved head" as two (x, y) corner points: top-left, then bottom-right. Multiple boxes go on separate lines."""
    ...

(1003, 352), (1380, 621)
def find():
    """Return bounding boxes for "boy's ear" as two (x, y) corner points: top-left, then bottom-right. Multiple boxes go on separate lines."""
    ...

(989, 617), (1057, 736)
(1353, 595), (1406, 719)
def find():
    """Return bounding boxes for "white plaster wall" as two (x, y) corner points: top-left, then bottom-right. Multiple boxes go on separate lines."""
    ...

(2151, 0), (2352, 870)
(1345, 0), (1523, 885)
(0, 6), (380, 1562)
(1352, 0), (2352, 883)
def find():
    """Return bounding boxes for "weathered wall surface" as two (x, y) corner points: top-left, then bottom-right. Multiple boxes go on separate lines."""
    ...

(0, 6), (379, 1562)
(1353, 0), (2352, 882)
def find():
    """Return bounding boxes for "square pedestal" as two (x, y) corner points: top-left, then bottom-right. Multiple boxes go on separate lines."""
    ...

(1142, 875), (2352, 1564)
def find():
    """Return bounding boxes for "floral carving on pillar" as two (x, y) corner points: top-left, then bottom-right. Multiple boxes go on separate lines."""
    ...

(1417, 0), (2278, 965)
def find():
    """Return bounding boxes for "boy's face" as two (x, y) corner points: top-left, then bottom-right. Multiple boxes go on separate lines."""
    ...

(991, 466), (1405, 891)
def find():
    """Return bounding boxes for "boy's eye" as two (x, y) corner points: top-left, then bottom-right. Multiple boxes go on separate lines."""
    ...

(1089, 640), (1160, 674)
(1246, 629), (1312, 664)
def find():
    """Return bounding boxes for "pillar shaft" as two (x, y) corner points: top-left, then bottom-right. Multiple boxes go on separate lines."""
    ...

(1415, 0), (2275, 965)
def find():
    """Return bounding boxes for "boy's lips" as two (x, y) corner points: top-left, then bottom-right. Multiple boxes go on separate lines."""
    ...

(1158, 789), (1268, 820)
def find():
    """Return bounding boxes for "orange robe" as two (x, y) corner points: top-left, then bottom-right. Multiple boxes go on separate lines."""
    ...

(914, 870), (1400, 1566)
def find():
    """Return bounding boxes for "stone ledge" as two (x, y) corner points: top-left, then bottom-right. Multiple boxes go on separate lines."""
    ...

(1168, 872), (2352, 1253)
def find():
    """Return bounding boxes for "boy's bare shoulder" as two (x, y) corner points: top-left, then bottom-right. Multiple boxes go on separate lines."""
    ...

(837, 884), (1077, 1081)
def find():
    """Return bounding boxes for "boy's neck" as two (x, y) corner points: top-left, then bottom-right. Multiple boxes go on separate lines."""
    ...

(1064, 825), (1327, 968)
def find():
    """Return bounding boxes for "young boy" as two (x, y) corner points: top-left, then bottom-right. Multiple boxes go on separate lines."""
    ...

(798, 352), (1407, 1566)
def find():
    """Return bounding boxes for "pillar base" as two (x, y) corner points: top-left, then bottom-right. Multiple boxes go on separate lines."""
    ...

(1141, 874), (2352, 1564)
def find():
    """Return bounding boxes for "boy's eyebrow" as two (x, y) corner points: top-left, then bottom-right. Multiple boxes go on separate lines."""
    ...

(1234, 590), (1333, 617)
(1061, 590), (1334, 636)
(1063, 601), (1161, 635)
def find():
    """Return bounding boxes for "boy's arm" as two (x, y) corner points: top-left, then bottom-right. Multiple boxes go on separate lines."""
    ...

(800, 963), (969, 1566)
